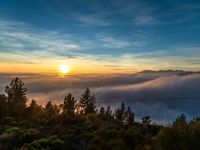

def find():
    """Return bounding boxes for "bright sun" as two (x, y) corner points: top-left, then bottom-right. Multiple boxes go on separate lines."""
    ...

(59, 65), (70, 74)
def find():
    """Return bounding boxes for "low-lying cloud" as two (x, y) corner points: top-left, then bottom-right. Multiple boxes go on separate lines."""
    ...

(0, 71), (200, 123)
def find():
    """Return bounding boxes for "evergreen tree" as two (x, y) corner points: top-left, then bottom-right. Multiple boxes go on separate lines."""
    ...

(44, 101), (59, 122)
(45, 101), (54, 116)
(63, 93), (76, 116)
(29, 100), (38, 111)
(105, 106), (113, 120)
(115, 102), (126, 122)
(190, 116), (200, 124)
(5, 77), (27, 117)
(126, 106), (135, 125)
(173, 113), (187, 126)
(142, 116), (151, 125)
(26, 100), (42, 120)
(99, 107), (105, 119)
(0, 94), (7, 119)
(78, 88), (96, 115)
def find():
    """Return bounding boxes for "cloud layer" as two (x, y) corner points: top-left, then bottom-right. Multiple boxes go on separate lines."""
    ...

(0, 71), (200, 123)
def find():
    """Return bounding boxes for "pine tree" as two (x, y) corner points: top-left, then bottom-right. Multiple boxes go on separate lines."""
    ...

(173, 113), (187, 126)
(99, 107), (105, 119)
(44, 101), (60, 122)
(126, 106), (135, 125)
(115, 102), (126, 123)
(5, 77), (27, 117)
(26, 100), (42, 120)
(63, 93), (76, 116)
(78, 88), (96, 115)
(105, 106), (113, 120)
(45, 101), (54, 117)
(142, 116), (151, 125)
(29, 100), (38, 111)
(0, 94), (7, 119)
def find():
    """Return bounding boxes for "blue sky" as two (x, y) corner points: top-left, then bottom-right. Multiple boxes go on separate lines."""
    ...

(0, 0), (200, 73)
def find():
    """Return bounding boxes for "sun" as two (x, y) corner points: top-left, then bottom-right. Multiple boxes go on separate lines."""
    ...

(59, 65), (70, 74)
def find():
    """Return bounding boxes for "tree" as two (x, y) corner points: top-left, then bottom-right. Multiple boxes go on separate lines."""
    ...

(126, 106), (135, 125)
(142, 116), (151, 125)
(99, 106), (114, 121)
(45, 101), (54, 117)
(105, 106), (113, 120)
(26, 100), (43, 121)
(44, 101), (59, 122)
(78, 88), (96, 115)
(173, 113), (187, 126)
(0, 94), (7, 119)
(63, 93), (76, 116)
(29, 100), (38, 110)
(190, 116), (200, 124)
(115, 102), (126, 123)
(99, 107), (105, 119)
(5, 77), (27, 117)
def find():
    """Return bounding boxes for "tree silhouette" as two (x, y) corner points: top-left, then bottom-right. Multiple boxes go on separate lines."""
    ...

(105, 106), (113, 120)
(78, 88), (96, 115)
(126, 106), (135, 125)
(0, 94), (7, 119)
(190, 116), (200, 124)
(173, 113), (187, 126)
(45, 101), (54, 117)
(142, 116), (151, 125)
(99, 106), (105, 119)
(26, 100), (42, 121)
(44, 101), (59, 123)
(28, 100), (39, 112)
(5, 77), (27, 117)
(115, 102), (126, 123)
(63, 93), (76, 116)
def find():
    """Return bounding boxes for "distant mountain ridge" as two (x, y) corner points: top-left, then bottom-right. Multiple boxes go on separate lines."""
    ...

(138, 70), (200, 76)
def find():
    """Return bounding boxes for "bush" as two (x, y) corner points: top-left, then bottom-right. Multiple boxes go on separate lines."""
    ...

(21, 135), (64, 150)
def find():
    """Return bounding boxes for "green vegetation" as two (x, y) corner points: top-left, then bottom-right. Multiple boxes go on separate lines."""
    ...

(0, 77), (200, 150)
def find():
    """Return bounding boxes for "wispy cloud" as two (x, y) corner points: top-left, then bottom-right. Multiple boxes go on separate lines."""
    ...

(74, 13), (111, 26)
(110, 0), (200, 26)
(0, 19), (138, 56)
(96, 33), (133, 49)
(0, 20), (80, 55)
(0, 20), (148, 73)
(0, 17), (199, 73)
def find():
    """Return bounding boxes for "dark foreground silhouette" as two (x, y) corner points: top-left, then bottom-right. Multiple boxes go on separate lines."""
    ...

(0, 77), (200, 150)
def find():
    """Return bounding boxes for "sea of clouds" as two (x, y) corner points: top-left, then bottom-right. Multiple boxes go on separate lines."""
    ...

(0, 71), (200, 123)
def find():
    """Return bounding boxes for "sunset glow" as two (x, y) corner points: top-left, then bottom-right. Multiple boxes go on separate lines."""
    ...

(59, 65), (70, 74)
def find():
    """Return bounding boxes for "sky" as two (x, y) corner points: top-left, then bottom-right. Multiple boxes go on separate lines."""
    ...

(0, 0), (200, 73)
